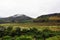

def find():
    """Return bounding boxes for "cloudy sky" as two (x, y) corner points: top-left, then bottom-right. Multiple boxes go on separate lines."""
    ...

(0, 0), (60, 18)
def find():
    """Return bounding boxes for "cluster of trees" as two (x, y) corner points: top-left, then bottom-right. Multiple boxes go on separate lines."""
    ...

(0, 26), (60, 40)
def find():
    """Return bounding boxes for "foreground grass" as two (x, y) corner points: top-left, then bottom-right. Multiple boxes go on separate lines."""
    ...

(46, 35), (60, 40)
(0, 23), (60, 40)
(0, 23), (60, 31)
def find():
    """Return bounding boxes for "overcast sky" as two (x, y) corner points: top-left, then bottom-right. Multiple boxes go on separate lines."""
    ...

(0, 0), (60, 18)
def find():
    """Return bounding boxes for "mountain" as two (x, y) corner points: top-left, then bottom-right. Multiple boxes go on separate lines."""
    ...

(33, 13), (60, 22)
(0, 14), (33, 23)
(0, 13), (60, 23)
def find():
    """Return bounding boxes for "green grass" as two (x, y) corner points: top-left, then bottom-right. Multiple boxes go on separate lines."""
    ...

(46, 35), (60, 40)
(0, 23), (60, 31)
(0, 23), (60, 40)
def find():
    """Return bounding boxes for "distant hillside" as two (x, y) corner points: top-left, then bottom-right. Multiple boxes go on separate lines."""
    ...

(0, 14), (33, 23)
(33, 13), (60, 23)
(0, 13), (60, 23)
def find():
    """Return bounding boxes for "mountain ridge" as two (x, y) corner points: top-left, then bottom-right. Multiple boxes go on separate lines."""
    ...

(33, 13), (60, 23)
(0, 13), (60, 23)
(0, 14), (33, 23)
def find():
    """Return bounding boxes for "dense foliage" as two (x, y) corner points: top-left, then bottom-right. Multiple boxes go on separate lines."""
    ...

(0, 26), (60, 40)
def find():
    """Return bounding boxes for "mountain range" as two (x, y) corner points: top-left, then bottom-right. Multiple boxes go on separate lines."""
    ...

(0, 13), (60, 23)
(0, 14), (33, 23)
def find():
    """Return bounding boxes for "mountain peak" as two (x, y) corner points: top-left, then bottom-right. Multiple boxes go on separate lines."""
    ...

(12, 14), (26, 17)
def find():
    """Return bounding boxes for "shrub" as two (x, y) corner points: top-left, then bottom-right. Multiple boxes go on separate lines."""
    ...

(2, 36), (12, 40)
(10, 27), (21, 37)
(5, 26), (13, 36)
(0, 26), (6, 37)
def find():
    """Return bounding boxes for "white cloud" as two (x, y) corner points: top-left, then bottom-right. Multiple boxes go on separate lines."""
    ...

(0, 0), (60, 18)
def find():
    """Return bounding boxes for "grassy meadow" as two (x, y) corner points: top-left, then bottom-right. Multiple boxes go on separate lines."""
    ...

(0, 23), (60, 31)
(0, 23), (60, 40)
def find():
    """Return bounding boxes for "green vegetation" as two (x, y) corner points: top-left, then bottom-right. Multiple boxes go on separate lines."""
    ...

(46, 35), (60, 40)
(0, 11), (60, 40)
(0, 23), (60, 31)
(0, 24), (59, 40)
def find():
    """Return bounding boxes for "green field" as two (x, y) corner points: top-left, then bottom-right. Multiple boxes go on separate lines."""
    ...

(0, 23), (60, 31)
(0, 23), (60, 40)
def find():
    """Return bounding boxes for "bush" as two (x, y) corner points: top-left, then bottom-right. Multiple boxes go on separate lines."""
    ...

(0, 26), (59, 40)
(0, 26), (6, 37)
(2, 36), (12, 40)
(10, 27), (21, 37)
(5, 26), (13, 36)
(15, 36), (33, 40)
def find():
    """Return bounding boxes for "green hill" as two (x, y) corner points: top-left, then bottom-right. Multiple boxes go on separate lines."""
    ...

(33, 13), (60, 23)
